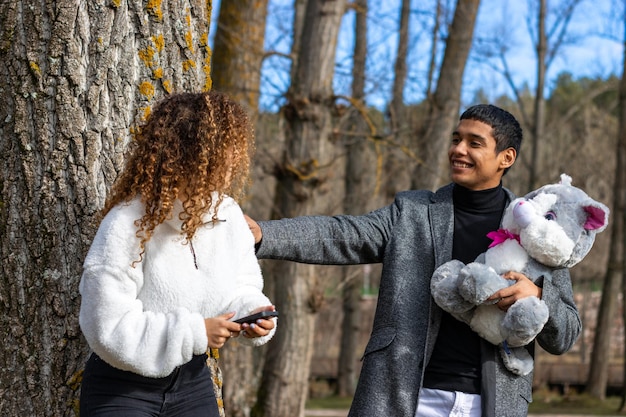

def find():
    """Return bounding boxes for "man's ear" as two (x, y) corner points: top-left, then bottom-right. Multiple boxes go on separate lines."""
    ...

(500, 148), (516, 169)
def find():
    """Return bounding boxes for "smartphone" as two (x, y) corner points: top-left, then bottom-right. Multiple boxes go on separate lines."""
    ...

(233, 310), (279, 324)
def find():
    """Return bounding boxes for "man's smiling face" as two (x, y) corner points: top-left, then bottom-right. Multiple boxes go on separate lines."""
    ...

(448, 119), (516, 191)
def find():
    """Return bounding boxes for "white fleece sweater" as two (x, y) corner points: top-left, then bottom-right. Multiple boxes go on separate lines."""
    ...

(79, 195), (275, 378)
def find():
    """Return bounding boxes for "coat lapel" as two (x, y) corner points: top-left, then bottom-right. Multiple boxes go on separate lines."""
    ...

(428, 184), (455, 268)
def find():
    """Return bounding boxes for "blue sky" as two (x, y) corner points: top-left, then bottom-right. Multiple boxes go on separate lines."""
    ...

(210, 0), (623, 111)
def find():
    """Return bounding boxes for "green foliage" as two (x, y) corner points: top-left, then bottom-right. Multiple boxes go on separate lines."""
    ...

(550, 73), (619, 116)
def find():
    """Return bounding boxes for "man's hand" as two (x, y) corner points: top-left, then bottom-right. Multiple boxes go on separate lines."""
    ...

(244, 214), (263, 244)
(487, 271), (542, 312)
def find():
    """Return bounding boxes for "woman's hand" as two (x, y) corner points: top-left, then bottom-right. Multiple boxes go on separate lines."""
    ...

(487, 271), (542, 312)
(240, 305), (276, 339)
(204, 312), (242, 348)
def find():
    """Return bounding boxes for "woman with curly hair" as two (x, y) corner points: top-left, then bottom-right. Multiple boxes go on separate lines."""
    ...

(78, 91), (276, 417)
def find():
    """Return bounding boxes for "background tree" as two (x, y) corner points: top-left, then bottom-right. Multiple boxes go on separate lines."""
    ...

(252, 0), (348, 415)
(384, 0), (413, 198)
(212, 0), (268, 115)
(591, 0), (626, 402)
(210, 1), (270, 415)
(475, 0), (583, 191)
(0, 0), (213, 415)
(336, 0), (373, 398)
(527, 0), (582, 189)
(412, 0), (481, 191)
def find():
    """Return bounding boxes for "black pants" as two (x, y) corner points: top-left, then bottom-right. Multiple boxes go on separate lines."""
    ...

(80, 353), (220, 417)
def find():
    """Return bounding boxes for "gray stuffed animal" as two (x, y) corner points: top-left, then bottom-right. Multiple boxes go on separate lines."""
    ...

(431, 174), (610, 375)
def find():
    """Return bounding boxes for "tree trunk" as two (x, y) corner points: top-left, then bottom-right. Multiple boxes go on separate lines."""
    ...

(210, 2), (269, 416)
(411, 0), (480, 191)
(529, 0), (547, 189)
(337, 0), (370, 398)
(212, 0), (268, 115)
(384, 0), (413, 199)
(252, 0), (347, 416)
(0, 1), (212, 415)
(592, 7), (626, 402)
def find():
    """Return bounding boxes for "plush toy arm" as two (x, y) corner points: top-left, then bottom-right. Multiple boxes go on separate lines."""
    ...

(534, 269), (581, 354)
(500, 345), (534, 376)
(431, 260), (475, 316)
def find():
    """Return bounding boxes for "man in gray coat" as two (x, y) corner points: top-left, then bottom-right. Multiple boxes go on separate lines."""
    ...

(248, 104), (581, 417)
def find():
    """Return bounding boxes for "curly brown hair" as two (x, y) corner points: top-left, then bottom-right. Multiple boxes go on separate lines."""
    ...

(103, 91), (254, 262)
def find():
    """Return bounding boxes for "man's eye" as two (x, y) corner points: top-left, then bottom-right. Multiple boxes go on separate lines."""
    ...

(544, 211), (556, 221)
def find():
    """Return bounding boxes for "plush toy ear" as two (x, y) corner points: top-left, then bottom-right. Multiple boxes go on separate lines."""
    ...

(584, 204), (609, 231)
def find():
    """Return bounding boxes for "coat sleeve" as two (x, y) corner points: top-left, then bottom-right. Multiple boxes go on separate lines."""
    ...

(79, 206), (208, 378)
(535, 268), (582, 354)
(255, 202), (399, 265)
(222, 202), (276, 346)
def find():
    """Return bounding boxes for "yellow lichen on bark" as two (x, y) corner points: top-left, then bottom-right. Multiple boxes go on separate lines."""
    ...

(139, 106), (152, 121)
(203, 46), (212, 92)
(162, 80), (172, 93)
(152, 68), (163, 79)
(182, 60), (196, 72)
(152, 34), (164, 52)
(139, 81), (155, 99)
(146, 0), (163, 20)
(184, 10), (195, 53)
(138, 46), (155, 68)
(112, 0), (121, 7)
(185, 31), (195, 53)
(29, 61), (41, 75)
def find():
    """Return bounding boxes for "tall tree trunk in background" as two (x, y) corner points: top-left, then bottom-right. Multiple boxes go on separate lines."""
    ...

(620, 23), (626, 408)
(211, 2), (268, 416)
(290, 0), (309, 80)
(618, 20), (626, 409)
(529, 0), (547, 189)
(252, 0), (347, 416)
(212, 0), (268, 115)
(384, 0), (412, 199)
(591, 7), (626, 402)
(337, 0), (370, 398)
(426, 0), (442, 101)
(411, 0), (480, 191)
(0, 0), (212, 415)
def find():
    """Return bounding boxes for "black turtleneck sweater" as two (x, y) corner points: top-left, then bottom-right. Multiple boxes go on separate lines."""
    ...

(423, 183), (507, 394)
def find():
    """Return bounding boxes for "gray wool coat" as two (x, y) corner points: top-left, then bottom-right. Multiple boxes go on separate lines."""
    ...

(256, 183), (582, 417)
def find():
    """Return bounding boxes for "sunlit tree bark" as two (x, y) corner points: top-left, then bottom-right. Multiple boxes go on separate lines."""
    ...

(212, 0), (268, 115)
(592, 2), (626, 402)
(337, 0), (371, 398)
(252, 0), (348, 416)
(210, 2), (269, 416)
(0, 0), (213, 415)
(384, 0), (413, 199)
(412, 0), (480, 191)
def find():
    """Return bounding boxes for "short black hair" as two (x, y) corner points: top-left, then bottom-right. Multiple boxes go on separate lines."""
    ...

(460, 104), (522, 156)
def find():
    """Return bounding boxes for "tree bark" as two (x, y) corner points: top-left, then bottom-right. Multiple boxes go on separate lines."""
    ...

(252, 0), (347, 416)
(529, 0), (547, 189)
(210, 1), (269, 416)
(337, 0), (370, 398)
(0, 0), (212, 415)
(212, 0), (268, 115)
(411, 0), (480, 191)
(591, 7), (626, 402)
(384, 0), (413, 199)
